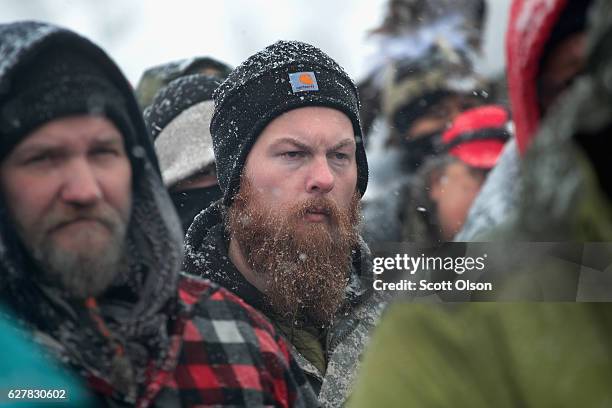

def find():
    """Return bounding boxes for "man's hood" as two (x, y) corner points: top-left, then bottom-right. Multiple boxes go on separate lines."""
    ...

(506, 0), (579, 155)
(0, 22), (159, 168)
(506, 0), (590, 154)
(0, 22), (184, 390)
(503, 0), (612, 240)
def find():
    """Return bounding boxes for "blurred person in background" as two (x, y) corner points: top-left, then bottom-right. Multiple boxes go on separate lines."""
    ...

(357, 0), (487, 139)
(361, 44), (489, 244)
(349, 2), (612, 405)
(135, 55), (232, 109)
(457, 0), (593, 241)
(395, 105), (509, 302)
(402, 105), (510, 245)
(145, 74), (223, 232)
(382, 48), (488, 170)
(475, 0), (611, 298)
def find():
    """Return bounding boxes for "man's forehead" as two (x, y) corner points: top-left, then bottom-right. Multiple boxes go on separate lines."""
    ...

(276, 106), (351, 126)
(261, 107), (356, 145)
(17, 116), (123, 149)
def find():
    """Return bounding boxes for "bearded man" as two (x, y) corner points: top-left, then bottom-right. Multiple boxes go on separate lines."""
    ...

(0, 22), (316, 407)
(184, 40), (386, 406)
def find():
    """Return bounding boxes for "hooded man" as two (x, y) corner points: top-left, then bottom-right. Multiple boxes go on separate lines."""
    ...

(403, 105), (510, 245)
(183, 40), (386, 406)
(0, 21), (315, 407)
(145, 74), (223, 232)
(507, 0), (592, 156)
(457, 0), (593, 241)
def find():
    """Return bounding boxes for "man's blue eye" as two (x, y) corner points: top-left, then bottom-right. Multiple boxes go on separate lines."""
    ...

(92, 148), (119, 156)
(334, 153), (348, 160)
(283, 151), (305, 159)
(24, 153), (52, 164)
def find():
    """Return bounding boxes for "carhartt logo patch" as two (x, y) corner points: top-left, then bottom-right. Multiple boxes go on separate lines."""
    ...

(289, 71), (319, 93)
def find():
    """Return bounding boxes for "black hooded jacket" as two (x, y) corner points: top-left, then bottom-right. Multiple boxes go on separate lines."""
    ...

(0, 19), (183, 402)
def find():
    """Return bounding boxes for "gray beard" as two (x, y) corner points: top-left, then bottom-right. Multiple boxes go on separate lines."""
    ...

(29, 224), (128, 300)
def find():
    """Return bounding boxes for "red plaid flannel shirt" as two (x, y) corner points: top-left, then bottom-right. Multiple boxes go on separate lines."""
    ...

(89, 275), (316, 407)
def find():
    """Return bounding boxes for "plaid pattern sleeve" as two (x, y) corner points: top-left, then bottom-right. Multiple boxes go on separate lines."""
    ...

(166, 275), (318, 407)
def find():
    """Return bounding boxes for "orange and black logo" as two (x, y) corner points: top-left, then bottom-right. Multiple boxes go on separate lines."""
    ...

(289, 71), (319, 93)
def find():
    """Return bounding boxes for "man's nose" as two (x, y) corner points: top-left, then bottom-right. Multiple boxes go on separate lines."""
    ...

(60, 159), (103, 205)
(306, 156), (334, 194)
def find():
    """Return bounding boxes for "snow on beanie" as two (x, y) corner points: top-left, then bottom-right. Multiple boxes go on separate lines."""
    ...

(210, 40), (368, 206)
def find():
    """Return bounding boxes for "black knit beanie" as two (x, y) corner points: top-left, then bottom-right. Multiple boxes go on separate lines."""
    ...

(0, 47), (135, 161)
(210, 40), (368, 206)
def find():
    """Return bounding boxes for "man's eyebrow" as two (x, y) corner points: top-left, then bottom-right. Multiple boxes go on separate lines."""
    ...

(16, 143), (63, 157)
(271, 137), (312, 151)
(91, 135), (124, 147)
(16, 134), (123, 156)
(329, 138), (356, 151)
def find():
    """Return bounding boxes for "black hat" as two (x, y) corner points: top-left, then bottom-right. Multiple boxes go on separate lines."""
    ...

(0, 47), (135, 162)
(210, 40), (368, 206)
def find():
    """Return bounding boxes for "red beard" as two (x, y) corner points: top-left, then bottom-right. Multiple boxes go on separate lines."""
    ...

(227, 178), (361, 326)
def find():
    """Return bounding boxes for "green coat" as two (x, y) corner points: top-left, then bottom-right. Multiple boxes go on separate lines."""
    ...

(349, 302), (612, 408)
